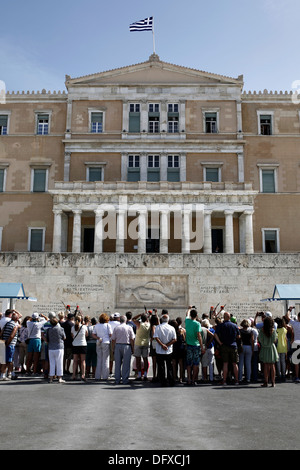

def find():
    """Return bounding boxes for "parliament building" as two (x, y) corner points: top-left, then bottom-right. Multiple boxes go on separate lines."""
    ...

(0, 54), (299, 315)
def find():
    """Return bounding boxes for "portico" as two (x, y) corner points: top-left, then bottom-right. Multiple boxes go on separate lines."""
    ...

(50, 181), (257, 255)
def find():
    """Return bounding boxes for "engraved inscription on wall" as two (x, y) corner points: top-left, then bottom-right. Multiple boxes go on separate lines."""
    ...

(116, 275), (188, 309)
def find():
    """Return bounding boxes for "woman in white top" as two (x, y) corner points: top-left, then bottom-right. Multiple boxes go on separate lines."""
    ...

(71, 315), (88, 381)
(92, 313), (112, 380)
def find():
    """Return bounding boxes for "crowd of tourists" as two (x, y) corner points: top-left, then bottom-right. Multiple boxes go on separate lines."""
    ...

(0, 303), (299, 387)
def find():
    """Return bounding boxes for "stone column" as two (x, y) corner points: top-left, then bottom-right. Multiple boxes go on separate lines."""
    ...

(160, 210), (169, 253)
(160, 100), (167, 133)
(116, 209), (126, 253)
(179, 100), (186, 133)
(138, 209), (147, 253)
(181, 207), (191, 254)
(140, 101), (148, 133)
(237, 152), (244, 183)
(160, 153), (168, 181)
(94, 209), (104, 253)
(121, 154), (127, 181)
(52, 209), (63, 253)
(203, 210), (212, 254)
(64, 151), (71, 182)
(180, 153), (186, 182)
(244, 210), (254, 254)
(72, 209), (82, 253)
(224, 210), (234, 254)
(140, 153), (147, 181)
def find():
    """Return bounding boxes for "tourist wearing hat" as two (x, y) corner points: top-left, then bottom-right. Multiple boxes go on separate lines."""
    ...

(254, 311), (277, 330)
(26, 312), (48, 376)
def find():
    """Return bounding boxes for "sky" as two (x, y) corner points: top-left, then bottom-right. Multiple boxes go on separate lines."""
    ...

(0, 0), (300, 94)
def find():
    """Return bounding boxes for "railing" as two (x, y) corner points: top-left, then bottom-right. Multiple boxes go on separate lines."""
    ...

(52, 181), (254, 192)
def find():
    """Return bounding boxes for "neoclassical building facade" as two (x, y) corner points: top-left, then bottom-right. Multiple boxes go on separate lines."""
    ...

(1, 54), (300, 256)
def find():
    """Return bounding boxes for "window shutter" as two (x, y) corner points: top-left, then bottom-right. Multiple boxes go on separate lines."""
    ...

(262, 170), (275, 193)
(33, 169), (46, 192)
(30, 229), (43, 252)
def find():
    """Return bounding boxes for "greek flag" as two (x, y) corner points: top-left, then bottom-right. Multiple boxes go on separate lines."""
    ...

(129, 17), (153, 32)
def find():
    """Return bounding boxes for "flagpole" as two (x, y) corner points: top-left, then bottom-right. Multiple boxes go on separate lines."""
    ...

(152, 17), (156, 54)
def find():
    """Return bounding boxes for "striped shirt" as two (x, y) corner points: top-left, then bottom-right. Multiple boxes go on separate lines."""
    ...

(1, 321), (19, 346)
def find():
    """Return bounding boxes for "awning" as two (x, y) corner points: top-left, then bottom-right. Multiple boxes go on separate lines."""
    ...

(0, 283), (37, 301)
(261, 284), (300, 302)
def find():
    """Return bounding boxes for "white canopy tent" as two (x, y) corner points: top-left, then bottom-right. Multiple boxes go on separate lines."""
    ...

(261, 284), (300, 314)
(0, 283), (37, 311)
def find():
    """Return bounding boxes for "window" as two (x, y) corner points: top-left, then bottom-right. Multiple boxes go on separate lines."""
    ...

(87, 167), (102, 182)
(261, 169), (276, 193)
(260, 115), (272, 135)
(127, 155), (140, 182)
(147, 155), (160, 182)
(168, 104), (179, 133)
(148, 103), (160, 133)
(167, 155), (180, 182)
(205, 112), (218, 133)
(257, 111), (274, 135)
(28, 228), (45, 252)
(91, 112), (103, 133)
(0, 115), (8, 135)
(129, 103), (140, 133)
(201, 163), (223, 183)
(262, 229), (279, 253)
(0, 168), (5, 192)
(36, 114), (49, 135)
(32, 168), (47, 192)
(204, 167), (220, 182)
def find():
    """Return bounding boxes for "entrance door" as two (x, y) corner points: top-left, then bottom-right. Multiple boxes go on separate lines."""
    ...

(146, 228), (160, 253)
(83, 228), (95, 252)
(212, 229), (223, 253)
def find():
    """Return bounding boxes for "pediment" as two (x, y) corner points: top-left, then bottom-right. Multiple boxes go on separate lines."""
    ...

(66, 54), (243, 88)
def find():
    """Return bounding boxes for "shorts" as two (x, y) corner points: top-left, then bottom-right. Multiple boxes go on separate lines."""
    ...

(220, 344), (238, 364)
(150, 344), (157, 357)
(72, 346), (87, 355)
(27, 338), (42, 353)
(64, 347), (73, 361)
(5, 344), (15, 363)
(134, 345), (149, 358)
(201, 347), (214, 367)
(186, 345), (201, 367)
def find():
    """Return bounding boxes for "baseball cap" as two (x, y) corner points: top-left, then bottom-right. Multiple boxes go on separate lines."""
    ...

(32, 313), (39, 319)
(264, 311), (272, 317)
(113, 313), (120, 319)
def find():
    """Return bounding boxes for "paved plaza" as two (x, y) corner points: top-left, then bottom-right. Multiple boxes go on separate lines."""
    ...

(1, 369), (299, 452)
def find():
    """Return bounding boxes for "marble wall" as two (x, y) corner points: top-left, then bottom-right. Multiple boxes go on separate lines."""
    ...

(0, 252), (299, 320)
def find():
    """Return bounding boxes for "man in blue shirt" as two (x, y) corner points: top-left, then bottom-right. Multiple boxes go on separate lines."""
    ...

(214, 311), (241, 385)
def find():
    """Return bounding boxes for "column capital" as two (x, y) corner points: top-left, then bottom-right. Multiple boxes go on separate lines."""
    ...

(53, 208), (63, 215)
